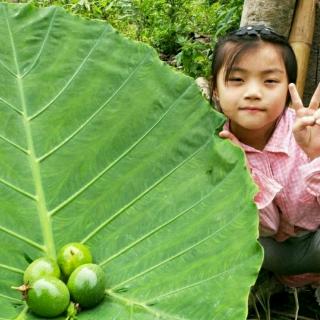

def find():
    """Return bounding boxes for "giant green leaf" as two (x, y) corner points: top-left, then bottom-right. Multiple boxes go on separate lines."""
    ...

(0, 3), (262, 319)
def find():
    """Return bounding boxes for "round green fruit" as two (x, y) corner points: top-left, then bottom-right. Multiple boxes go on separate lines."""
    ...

(26, 276), (70, 318)
(57, 242), (93, 278)
(24, 257), (60, 284)
(67, 263), (106, 308)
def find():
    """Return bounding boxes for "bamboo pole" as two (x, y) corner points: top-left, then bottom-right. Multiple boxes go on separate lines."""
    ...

(289, 0), (316, 101)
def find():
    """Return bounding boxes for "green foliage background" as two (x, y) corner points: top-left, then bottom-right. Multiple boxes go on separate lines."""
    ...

(17, 0), (244, 78)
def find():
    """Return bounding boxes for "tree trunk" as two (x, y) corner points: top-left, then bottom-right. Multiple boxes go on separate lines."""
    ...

(240, 0), (296, 37)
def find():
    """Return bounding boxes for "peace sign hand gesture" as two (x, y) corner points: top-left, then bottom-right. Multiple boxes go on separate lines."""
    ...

(290, 83), (320, 160)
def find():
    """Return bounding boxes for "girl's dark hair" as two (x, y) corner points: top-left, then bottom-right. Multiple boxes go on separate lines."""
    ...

(210, 25), (298, 105)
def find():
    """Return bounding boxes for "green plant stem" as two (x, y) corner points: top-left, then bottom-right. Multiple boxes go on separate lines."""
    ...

(5, 7), (56, 259)
(271, 310), (315, 320)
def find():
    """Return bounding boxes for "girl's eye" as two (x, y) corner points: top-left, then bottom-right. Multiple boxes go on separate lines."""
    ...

(228, 77), (243, 82)
(265, 79), (279, 84)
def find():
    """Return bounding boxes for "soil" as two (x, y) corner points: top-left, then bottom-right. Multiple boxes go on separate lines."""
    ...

(247, 271), (320, 320)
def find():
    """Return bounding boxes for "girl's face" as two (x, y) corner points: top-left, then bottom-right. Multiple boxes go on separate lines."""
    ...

(215, 42), (289, 147)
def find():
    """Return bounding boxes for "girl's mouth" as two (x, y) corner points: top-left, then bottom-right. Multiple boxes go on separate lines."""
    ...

(240, 106), (265, 112)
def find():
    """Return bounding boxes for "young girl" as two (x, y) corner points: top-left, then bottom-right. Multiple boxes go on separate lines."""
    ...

(210, 25), (320, 287)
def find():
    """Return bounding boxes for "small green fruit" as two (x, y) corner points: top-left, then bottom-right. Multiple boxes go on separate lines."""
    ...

(57, 242), (92, 278)
(67, 263), (106, 309)
(24, 257), (60, 284)
(26, 276), (70, 318)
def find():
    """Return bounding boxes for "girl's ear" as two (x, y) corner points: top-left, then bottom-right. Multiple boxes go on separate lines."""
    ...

(212, 89), (219, 101)
(211, 89), (222, 112)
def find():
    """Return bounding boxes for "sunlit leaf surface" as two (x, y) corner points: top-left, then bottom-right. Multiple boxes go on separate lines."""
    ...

(0, 3), (262, 319)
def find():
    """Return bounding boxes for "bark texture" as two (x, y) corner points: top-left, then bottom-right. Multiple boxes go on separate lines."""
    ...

(240, 0), (296, 37)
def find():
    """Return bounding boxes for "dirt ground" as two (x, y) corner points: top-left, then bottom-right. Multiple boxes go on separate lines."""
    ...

(247, 271), (320, 320)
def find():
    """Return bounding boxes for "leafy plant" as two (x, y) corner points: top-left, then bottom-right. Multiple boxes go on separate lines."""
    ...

(15, 0), (244, 78)
(0, 3), (262, 319)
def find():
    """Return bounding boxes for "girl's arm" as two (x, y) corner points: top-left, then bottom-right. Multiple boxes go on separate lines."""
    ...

(290, 83), (320, 160)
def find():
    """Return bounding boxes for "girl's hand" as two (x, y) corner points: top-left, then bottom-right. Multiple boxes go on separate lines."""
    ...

(290, 83), (320, 160)
(219, 130), (242, 147)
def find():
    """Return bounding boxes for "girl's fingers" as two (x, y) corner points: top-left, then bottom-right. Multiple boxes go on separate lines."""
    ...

(289, 82), (320, 112)
(289, 83), (303, 110)
(219, 130), (241, 146)
(309, 83), (320, 110)
(315, 109), (320, 125)
(293, 115), (316, 132)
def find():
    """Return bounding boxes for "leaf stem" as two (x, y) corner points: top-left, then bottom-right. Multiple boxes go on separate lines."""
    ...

(5, 7), (56, 259)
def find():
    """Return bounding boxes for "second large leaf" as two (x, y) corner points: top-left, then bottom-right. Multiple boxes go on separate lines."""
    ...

(0, 3), (262, 319)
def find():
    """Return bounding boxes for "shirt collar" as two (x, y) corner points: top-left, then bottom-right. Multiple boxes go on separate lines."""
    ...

(263, 108), (294, 155)
(223, 108), (295, 155)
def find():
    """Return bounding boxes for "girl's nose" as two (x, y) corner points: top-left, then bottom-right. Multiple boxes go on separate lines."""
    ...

(243, 82), (262, 100)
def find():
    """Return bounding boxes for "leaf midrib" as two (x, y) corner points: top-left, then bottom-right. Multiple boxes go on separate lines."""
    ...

(5, 6), (56, 258)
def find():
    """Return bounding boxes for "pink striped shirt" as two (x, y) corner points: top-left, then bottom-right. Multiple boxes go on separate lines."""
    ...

(225, 107), (320, 241)
(225, 107), (320, 287)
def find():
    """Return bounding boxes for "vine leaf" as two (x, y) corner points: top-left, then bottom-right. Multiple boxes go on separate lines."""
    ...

(0, 3), (262, 319)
